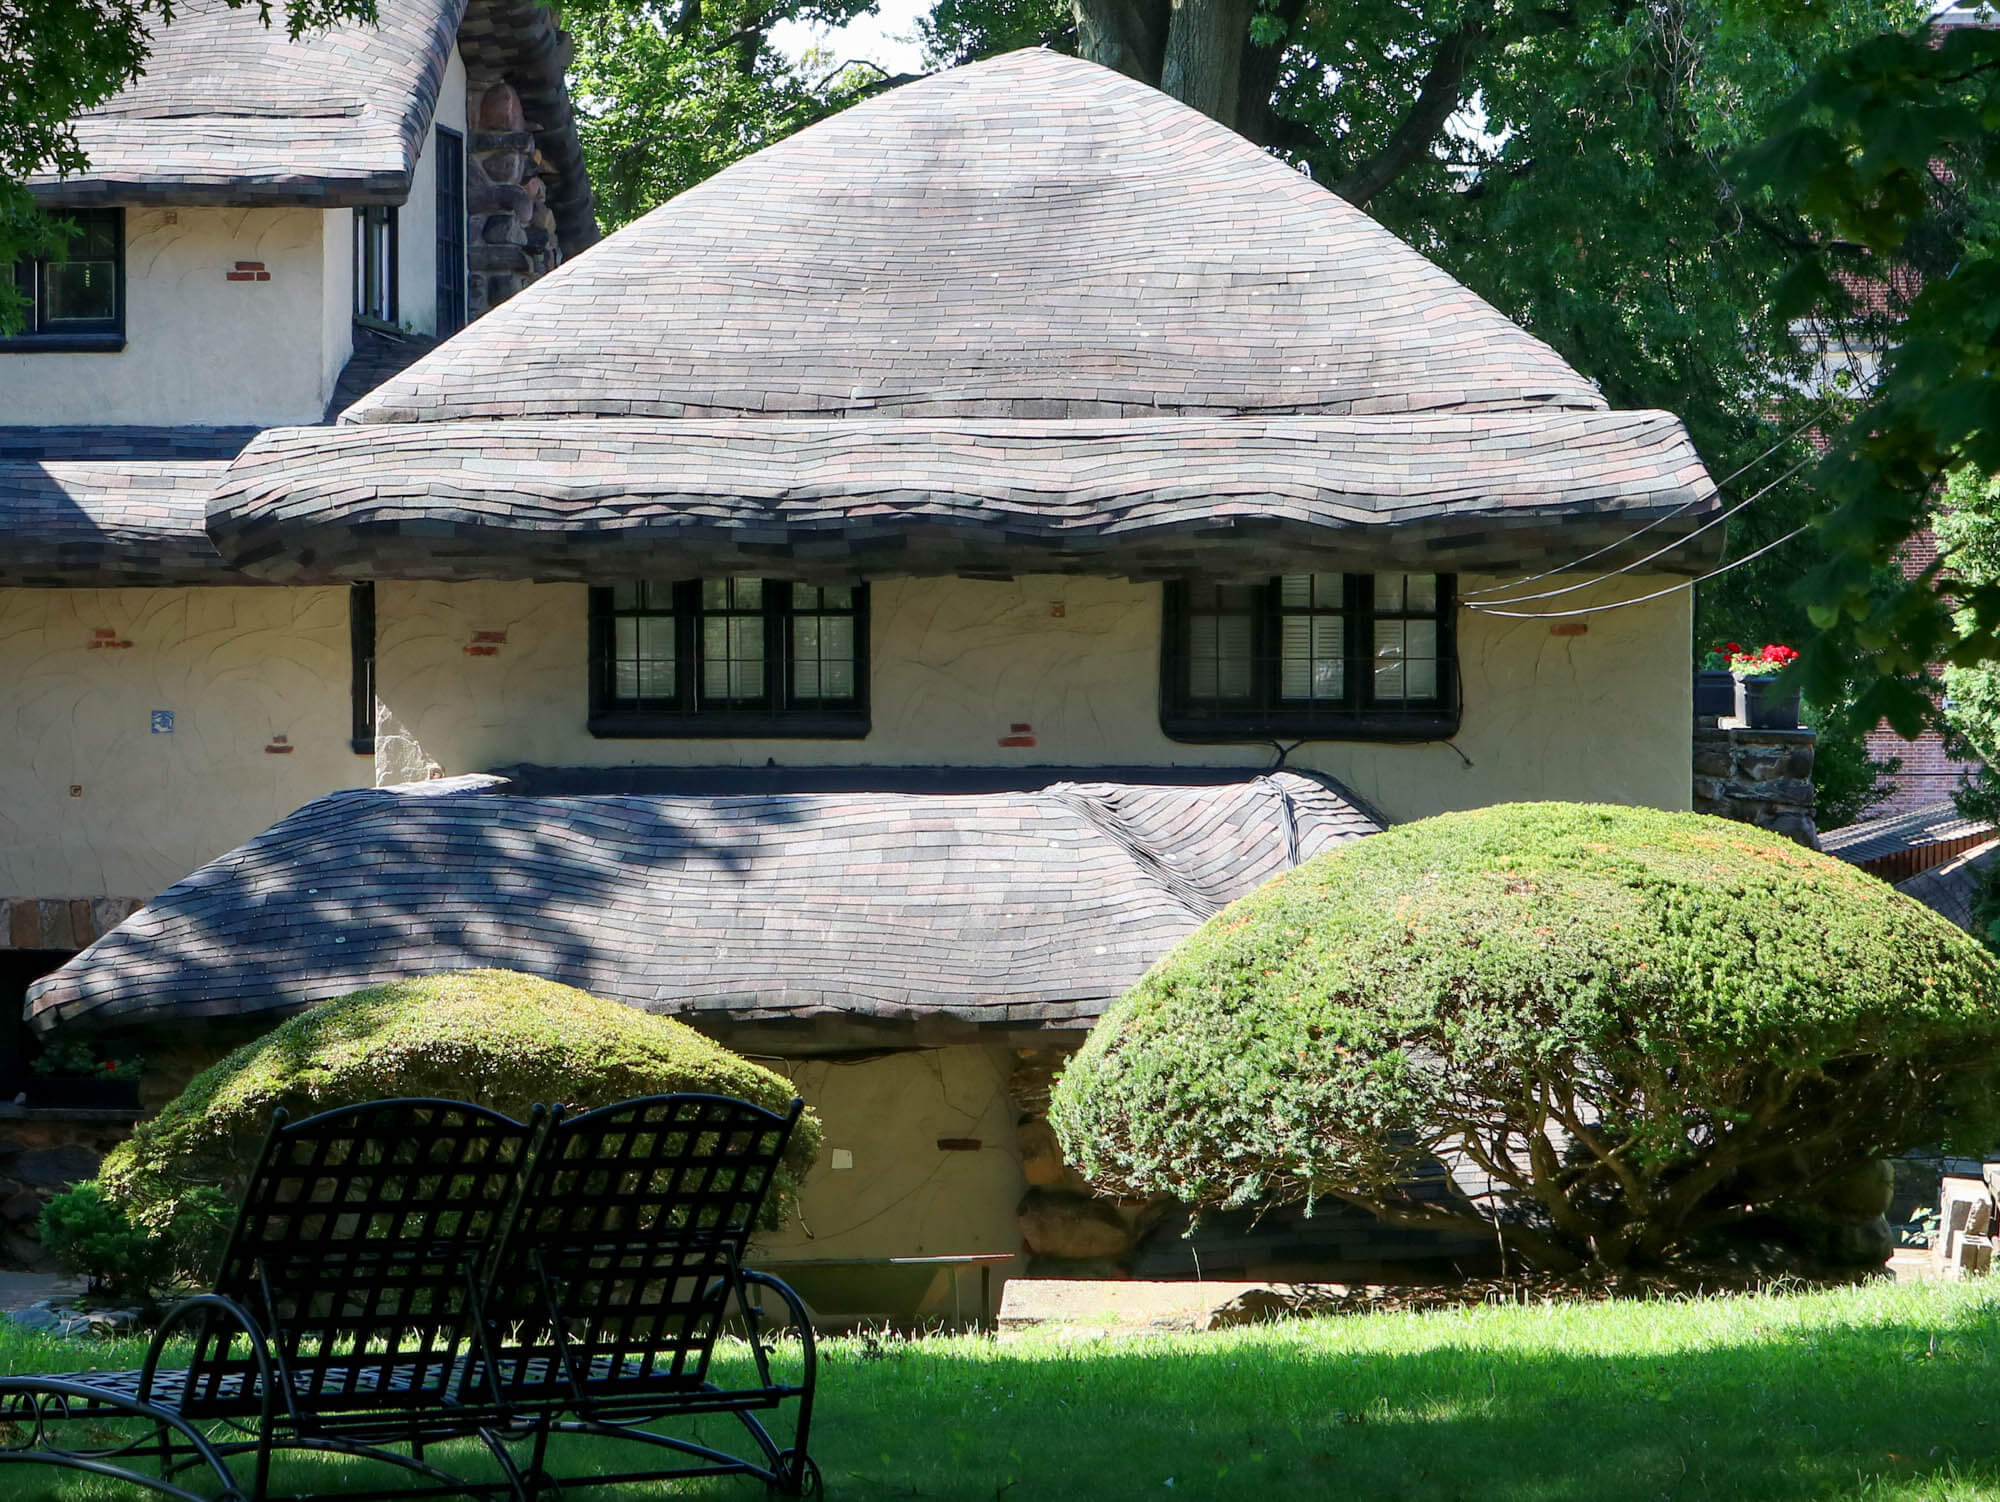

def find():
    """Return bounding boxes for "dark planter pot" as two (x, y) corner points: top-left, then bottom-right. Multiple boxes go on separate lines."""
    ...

(1694, 669), (1735, 719)
(1735, 675), (1802, 731)
(28, 1078), (140, 1111)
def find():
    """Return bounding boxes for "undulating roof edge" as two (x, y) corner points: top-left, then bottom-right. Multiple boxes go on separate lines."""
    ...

(25, 769), (1382, 1036)
(205, 410), (1722, 583)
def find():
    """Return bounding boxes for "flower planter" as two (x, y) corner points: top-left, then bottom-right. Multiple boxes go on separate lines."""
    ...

(1694, 669), (1735, 720)
(1734, 676), (1801, 731)
(28, 1078), (140, 1111)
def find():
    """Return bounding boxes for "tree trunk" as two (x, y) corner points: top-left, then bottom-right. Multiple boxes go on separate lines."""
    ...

(1158, 0), (1255, 128)
(1073, 0), (1170, 86)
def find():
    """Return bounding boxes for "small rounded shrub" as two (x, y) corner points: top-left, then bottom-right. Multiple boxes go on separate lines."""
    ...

(1050, 803), (2000, 1272)
(99, 970), (820, 1273)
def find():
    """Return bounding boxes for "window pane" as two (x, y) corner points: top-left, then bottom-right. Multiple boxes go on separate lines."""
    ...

(704, 615), (764, 702)
(731, 577), (762, 609)
(1374, 619), (1439, 701)
(1404, 574), (1439, 614)
(614, 617), (638, 699)
(794, 614), (857, 702)
(637, 617), (675, 699)
(43, 259), (115, 323)
(702, 578), (729, 610)
(1188, 613), (1253, 701)
(611, 582), (641, 610)
(824, 584), (854, 609)
(1281, 616), (1343, 701)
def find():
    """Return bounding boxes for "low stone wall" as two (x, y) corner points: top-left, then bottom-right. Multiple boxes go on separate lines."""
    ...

(1693, 726), (1818, 847)
(0, 1109), (139, 1270)
(2, 897), (141, 950)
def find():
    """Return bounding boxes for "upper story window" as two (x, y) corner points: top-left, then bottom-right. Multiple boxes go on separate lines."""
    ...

(588, 578), (869, 738)
(1, 209), (124, 351)
(1161, 572), (1458, 741)
(434, 126), (467, 337)
(354, 205), (397, 327)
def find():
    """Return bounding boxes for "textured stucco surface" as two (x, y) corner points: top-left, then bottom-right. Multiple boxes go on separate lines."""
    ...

(0, 586), (369, 899)
(376, 572), (1692, 820)
(756, 1047), (1023, 1311)
(0, 571), (1688, 905)
(0, 207), (339, 427)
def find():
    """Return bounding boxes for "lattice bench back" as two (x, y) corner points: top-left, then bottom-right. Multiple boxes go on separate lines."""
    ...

(473, 1093), (803, 1405)
(181, 1098), (536, 1421)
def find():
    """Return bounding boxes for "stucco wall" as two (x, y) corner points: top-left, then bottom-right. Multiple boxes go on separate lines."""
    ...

(0, 586), (370, 900)
(754, 1046), (1024, 1320)
(0, 206), (339, 427)
(376, 572), (1693, 820)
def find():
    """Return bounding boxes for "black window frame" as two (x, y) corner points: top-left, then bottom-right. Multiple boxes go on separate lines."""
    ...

(1160, 573), (1460, 742)
(349, 582), (377, 755)
(354, 204), (399, 329)
(588, 579), (871, 739)
(434, 126), (467, 337)
(0, 208), (126, 352)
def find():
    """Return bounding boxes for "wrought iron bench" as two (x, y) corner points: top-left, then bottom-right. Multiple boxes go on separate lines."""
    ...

(0, 1092), (818, 1500)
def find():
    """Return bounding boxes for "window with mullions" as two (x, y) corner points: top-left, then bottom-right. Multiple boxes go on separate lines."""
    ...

(354, 205), (397, 326)
(2, 209), (124, 350)
(1162, 572), (1457, 740)
(589, 578), (869, 737)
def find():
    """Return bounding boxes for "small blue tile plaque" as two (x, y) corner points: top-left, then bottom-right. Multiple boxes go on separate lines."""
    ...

(151, 711), (174, 734)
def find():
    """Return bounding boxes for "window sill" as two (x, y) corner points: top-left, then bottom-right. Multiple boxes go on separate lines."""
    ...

(0, 332), (124, 353)
(589, 713), (871, 740)
(1161, 710), (1460, 744)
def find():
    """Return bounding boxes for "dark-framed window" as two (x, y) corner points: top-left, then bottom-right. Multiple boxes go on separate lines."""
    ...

(588, 578), (869, 738)
(349, 582), (377, 755)
(354, 205), (398, 327)
(1161, 572), (1458, 741)
(1, 208), (124, 351)
(434, 126), (466, 336)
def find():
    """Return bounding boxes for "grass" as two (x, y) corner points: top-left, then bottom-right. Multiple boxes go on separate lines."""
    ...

(4, 1278), (2000, 1499)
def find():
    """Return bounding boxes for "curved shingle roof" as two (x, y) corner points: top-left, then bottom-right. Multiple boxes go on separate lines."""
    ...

(346, 48), (1604, 424)
(210, 410), (1717, 583)
(25, 769), (1382, 1035)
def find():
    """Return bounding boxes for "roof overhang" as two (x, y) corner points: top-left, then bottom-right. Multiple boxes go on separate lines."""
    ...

(25, 769), (1382, 1037)
(206, 410), (1722, 583)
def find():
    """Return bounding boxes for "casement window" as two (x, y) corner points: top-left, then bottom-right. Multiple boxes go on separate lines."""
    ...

(1161, 573), (1458, 740)
(588, 578), (869, 738)
(1, 209), (124, 351)
(354, 205), (398, 326)
(434, 126), (467, 336)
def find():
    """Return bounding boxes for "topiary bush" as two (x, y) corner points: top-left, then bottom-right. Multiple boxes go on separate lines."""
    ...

(1050, 803), (2000, 1274)
(98, 969), (820, 1277)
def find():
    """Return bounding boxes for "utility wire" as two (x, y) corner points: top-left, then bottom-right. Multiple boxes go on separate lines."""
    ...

(1463, 523), (1813, 619)
(1460, 405), (1836, 601)
(1470, 454), (1813, 608)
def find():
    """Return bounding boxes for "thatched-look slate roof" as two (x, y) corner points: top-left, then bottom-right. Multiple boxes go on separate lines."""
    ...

(31, 0), (593, 243)
(25, 769), (1381, 1036)
(0, 428), (260, 586)
(208, 48), (1721, 584)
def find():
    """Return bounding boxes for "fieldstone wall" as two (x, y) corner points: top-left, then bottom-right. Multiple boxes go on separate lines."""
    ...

(1010, 1048), (1169, 1274)
(465, 79), (564, 318)
(2, 897), (143, 950)
(1693, 726), (1818, 848)
(0, 1110), (138, 1270)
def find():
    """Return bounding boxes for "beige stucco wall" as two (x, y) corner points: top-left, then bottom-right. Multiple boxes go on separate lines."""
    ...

(376, 572), (1692, 820)
(0, 586), (370, 899)
(0, 571), (1689, 903)
(320, 209), (356, 404)
(0, 207), (340, 427)
(753, 1046), (1024, 1320)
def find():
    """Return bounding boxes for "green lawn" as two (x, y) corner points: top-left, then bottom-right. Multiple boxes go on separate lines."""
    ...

(4, 1279), (2000, 1500)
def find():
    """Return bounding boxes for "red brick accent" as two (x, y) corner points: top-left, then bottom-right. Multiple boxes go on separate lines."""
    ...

(1549, 623), (1588, 637)
(999, 735), (1036, 747)
(471, 630), (508, 644)
(463, 644), (499, 657)
(233, 261), (265, 272)
(1010, 722), (1032, 733)
(265, 734), (292, 755)
(224, 272), (257, 282)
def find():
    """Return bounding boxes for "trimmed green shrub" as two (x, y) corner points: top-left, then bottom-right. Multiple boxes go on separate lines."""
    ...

(1050, 803), (2000, 1272)
(100, 970), (820, 1273)
(39, 1183), (164, 1301)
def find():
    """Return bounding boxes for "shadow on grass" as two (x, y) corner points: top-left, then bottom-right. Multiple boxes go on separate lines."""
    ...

(4, 1285), (2000, 1501)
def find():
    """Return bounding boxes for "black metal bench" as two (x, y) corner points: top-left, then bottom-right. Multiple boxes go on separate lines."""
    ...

(0, 1092), (818, 1500)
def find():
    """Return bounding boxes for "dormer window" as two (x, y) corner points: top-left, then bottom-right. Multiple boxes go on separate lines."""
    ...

(588, 579), (870, 738)
(1161, 573), (1459, 741)
(354, 205), (397, 327)
(1, 209), (124, 351)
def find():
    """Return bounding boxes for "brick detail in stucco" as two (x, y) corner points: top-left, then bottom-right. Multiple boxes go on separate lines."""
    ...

(0, 897), (145, 950)
(1693, 726), (1818, 848)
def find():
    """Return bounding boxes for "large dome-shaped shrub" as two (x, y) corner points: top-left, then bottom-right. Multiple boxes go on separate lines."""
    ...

(99, 970), (820, 1255)
(1050, 803), (2000, 1271)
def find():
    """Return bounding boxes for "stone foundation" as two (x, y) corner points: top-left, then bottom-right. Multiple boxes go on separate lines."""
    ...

(2, 898), (142, 950)
(0, 1109), (140, 1270)
(1008, 1048), (1167, 1273)
(1692, 726), (1818, 847)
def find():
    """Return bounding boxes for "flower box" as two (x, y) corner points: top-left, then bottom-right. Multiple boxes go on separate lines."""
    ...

(27, 1078), (140, 1111)
(1734, 676), (1802, 731)
(1695, 669), (1735, 719)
